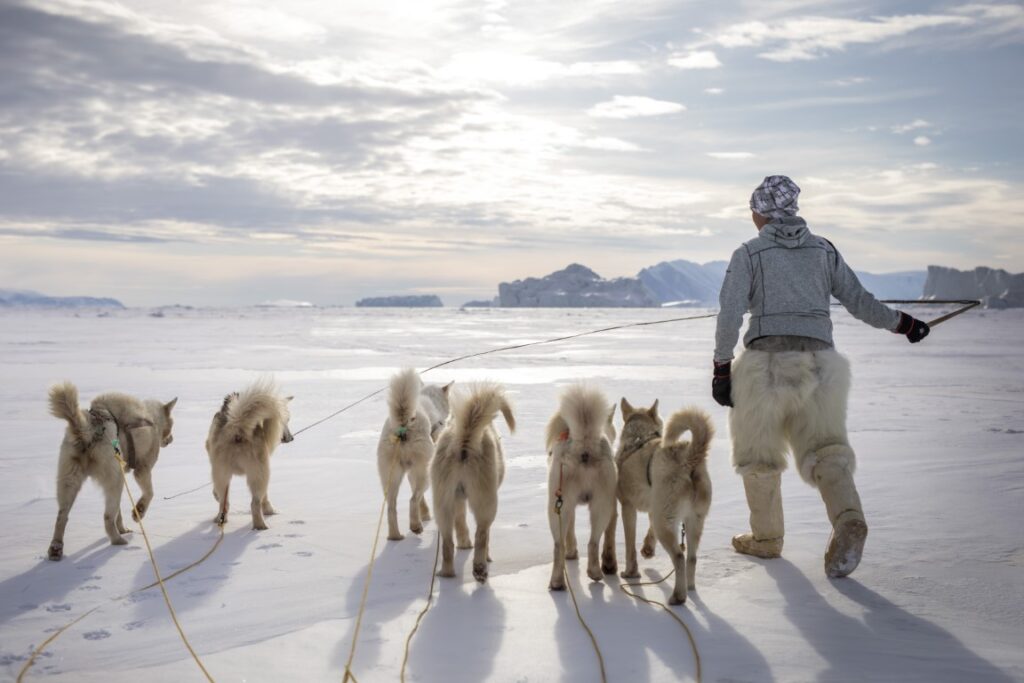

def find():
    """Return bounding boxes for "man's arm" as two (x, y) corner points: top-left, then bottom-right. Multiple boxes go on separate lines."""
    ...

(714, 247), (752, 362)
(830, 245), (901, 331)
(830, 243), (930, 342)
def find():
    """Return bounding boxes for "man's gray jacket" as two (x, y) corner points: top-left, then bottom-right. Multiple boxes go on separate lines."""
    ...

(714, 217), (900, 362)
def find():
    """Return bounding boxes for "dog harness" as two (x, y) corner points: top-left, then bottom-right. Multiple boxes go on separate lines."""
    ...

(111, 416), (154, 471)
(617, 428), (662, 487)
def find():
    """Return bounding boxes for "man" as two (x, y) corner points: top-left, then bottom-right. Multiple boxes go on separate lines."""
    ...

(713, 175), (929, 578)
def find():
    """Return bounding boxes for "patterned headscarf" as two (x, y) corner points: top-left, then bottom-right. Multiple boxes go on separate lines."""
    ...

(750, 175), (801, 219)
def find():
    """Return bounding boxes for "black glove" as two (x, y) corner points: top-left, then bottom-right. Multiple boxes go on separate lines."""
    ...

(896, 311), (930, 343)
(712, 360), (733, 407)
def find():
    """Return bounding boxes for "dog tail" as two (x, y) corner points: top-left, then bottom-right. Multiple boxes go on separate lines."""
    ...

(661, 407), (714, 465)
(558, 384), (611, 444)
(453, 382), (515, 449)
(226, 378), (286, 440)
(387, 368), (422, 425)
(49, 381), (92, 447)
(545, 413), (569, 451)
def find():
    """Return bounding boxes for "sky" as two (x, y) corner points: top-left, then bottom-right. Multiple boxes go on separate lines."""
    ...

(1, 0), (1022, 306)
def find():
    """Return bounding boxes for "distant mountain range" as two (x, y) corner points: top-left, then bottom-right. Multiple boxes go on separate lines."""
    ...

(356, 295), (443, 308)
(496, 261), (931, 308)
(0, 289), (124, 309)
(5, 264), (1018, 310)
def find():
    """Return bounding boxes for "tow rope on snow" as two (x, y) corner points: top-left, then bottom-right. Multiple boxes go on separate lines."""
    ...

(619, 567), (703, 683)
(18, 445), (225, 683)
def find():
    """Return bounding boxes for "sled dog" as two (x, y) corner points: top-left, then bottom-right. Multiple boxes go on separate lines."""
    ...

(206, 379), (293, 530)
(47, 382), (177, 560)
(377, 368), (452, 539)
(431, 383), (514, 582)
(617, 399), (713, 604)
(546, 385), (618, 590)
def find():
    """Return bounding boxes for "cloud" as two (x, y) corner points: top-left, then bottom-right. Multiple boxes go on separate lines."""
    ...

(892, 119), (931, 134)
(706, 152), (755, 160)
(703, 87), (724, 95)
(668, 50), (722, 69)
(826, 76), (870, 87)
(587, 95), (685, 119)
(705, 14), (973, 62)
(440, 52), (643, 86)
(579, 137), (643, 152)
(914, 136), (932, 146)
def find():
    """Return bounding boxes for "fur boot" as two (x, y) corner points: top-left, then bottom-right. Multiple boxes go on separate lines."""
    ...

(732, 471), (784, 558)
(812, 446), (867, 578)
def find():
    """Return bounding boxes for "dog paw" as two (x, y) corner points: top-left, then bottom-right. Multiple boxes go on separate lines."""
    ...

(620, 568), (640, 579)
(641, 544), (656, 559)
(565, 548), (579, 560)
(438, 567), (455, 578)
(602, 560), (618, 575)
(263, 507), (278, 516)
(410, 524), (423, 535)
(669, 593), (687, 606)
(472, 563), (488, 582)
(687, 581), (696, 591)
(549, 578), (566, 591)
(110, 536), (128, 546)
(587, 566), (603, 582)
(456, 540), (473, 549)
(387, 532), (405, 541)
(47, 543), (64, 561)
(214, 513), (227, 526)
(253, 522), (269, 531)
(131, 504), (146, 522)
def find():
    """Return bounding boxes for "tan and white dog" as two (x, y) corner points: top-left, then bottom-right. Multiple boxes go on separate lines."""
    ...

(377, 368), (452, 540)
(617, 399), (713, 604)
(47, 382), (177, 560)
(206, 379), (293, 530)
(546, 385), (618, 590)
(431, 383), (514, 582)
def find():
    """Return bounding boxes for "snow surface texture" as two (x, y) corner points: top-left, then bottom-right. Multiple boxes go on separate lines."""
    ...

(1, 307), (1021, 683)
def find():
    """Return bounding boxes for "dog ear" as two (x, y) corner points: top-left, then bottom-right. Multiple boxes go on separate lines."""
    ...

(164, 397), (178, 413)
(620, 397), (633, 417)
(443, 381), (454, 395)
(647, 399), (659, 417)
(607, 404), (616, 423)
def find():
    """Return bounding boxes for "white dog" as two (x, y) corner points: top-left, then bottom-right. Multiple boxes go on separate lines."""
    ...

(47, 382), (177, 560)
(431, 383), (515, 582)
(377, 368), (452, 540)
(206, 379), (293, 530)
(545, 401), (616, 569)
(617, 399), (713, 604)
(546, 385), (618, 590)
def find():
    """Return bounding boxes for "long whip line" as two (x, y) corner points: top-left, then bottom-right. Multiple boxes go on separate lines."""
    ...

(165, 299), (977, 502)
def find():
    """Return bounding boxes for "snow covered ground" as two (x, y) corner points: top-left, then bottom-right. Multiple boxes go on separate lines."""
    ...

(1, 306), (1021, 683)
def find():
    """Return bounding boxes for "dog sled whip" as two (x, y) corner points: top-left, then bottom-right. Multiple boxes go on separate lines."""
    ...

(163, 299), (980, 501)
(291, 299), (977, 437)
(876, 299), (981, 327)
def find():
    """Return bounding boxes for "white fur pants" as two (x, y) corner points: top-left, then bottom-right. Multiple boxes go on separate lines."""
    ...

(730, 348), (854, 485)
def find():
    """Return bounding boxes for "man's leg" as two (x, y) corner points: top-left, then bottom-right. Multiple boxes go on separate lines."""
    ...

(791, 351), (867, 578)
(730, 350), (789, 558)
(734, 471), (784, 558)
